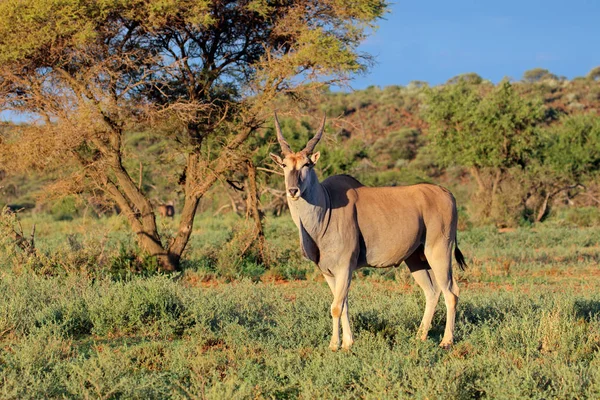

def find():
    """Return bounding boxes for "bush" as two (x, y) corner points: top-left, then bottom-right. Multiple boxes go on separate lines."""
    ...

(371, 128), (425, 168)
(215, 221), (266, 281)
(558, 207), (600, 227)
(49, 196), (80, 221)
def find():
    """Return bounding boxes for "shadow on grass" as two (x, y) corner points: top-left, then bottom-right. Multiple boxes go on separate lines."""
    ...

(352, 310), (420, 346)
(459, 303), (507, 326)
(574, 299), (600, 322)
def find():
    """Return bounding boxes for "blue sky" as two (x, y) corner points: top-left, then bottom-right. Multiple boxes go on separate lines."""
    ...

(351, 0), (600, 89)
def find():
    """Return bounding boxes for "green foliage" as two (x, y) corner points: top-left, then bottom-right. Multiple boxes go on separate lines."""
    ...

(108, 245), (160, 281)
(371, 128), (425, 167)
(540, 113), (600, 180)
(214, 221), (266, 282)
(424, 80), (546, 170)
(423, 80), (552, 225)
(0, 0), (387, 98)
(320, 138), (368, 176)
(0, 0), (97, 64)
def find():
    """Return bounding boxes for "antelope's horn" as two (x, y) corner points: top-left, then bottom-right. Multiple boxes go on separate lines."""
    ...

(302, 114), (326, 155)
(273, 112), (292, 155)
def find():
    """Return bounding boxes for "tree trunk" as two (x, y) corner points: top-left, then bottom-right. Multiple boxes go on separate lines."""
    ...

(160, 124), (256, 269)
(489, 168), (504, 212)
(469, 166), (493, 218)
(98, 124), (255, 272)
(491, 168), (503, 198)
(163, 151), (202, 269)
(167, 194), (200, 267)
(470, 167), (486, 193)
(535, 184), (584, 223)
(245, 160), (267, 264)
(107, 156), (180, 269)
(535, 192), (551, 223)
(103, 173), (178, 271)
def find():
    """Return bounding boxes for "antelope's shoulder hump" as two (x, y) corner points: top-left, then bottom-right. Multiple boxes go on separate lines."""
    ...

(322, 174), (364, 187)
(321, 174), (364, 206)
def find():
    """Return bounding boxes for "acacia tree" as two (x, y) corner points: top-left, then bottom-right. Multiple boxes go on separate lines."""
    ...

(0, 0), (386, 270)
(424, 80), (547, 219)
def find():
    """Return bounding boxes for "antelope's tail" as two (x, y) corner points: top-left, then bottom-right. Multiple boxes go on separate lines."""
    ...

(454, 238), (467, 271)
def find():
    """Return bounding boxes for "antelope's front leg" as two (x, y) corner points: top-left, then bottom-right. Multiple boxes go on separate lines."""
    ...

(324, 275), (339, 351)
(325, 269), (353, 351)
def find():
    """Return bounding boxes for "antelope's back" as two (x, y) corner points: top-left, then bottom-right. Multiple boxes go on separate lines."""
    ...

(355, 182), (456, 268)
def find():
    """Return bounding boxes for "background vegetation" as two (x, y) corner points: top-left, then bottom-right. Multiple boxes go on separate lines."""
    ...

(4, 67), (600, 232)
(0, 0), (387, 271)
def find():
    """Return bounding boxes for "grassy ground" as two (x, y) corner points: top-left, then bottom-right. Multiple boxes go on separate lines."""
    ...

(1, 213), (600, 398)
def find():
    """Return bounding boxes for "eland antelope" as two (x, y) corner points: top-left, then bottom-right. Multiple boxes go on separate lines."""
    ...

(270, 113), (466, 351)
(157, 201), (175, 218)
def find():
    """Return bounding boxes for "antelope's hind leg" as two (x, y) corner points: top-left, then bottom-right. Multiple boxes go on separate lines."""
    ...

(340, 295), (353, 350)
(406, 249), (441, 341)
(424, 242), (459, 349)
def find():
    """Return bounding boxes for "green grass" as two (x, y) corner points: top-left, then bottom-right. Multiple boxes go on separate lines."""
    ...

(1, 275), (599, 398)
(1, 213), (600, 398)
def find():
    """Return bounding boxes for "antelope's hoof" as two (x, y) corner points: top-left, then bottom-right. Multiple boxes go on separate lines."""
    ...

(439, 341), (453, 350)
(341, 340), (354, 351)
(329, 342), (339, 352)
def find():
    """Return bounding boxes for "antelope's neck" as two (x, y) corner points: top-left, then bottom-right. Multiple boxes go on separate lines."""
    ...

(288, 181), (329, 238)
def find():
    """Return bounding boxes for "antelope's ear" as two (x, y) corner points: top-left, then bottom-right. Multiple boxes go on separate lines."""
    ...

(270, 153), (283, 166)
(310, 151), (320, 165)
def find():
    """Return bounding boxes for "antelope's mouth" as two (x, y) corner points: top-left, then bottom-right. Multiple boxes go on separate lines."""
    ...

(288, 195), (300, 201)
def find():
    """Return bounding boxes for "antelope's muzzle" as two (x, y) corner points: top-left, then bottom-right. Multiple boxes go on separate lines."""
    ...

(288, 187), (300, 200)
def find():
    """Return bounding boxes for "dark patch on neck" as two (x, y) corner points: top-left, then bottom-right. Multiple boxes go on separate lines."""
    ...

(299, 220), (320, 265)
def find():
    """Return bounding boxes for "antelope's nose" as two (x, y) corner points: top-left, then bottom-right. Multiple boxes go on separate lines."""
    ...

(288, 188), (299, 198)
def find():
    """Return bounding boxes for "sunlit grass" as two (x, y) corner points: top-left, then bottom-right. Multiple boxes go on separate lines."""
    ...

(1, 213), (600, 398)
